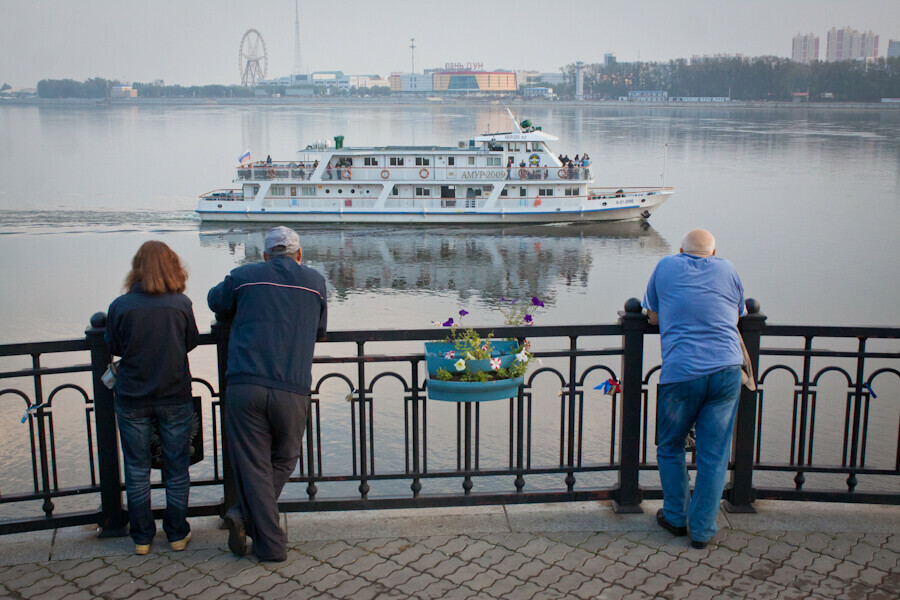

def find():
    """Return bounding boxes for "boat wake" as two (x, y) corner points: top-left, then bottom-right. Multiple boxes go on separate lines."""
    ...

(0, 210), (200, 235)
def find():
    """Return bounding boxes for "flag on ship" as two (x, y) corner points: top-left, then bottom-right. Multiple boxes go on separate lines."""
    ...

(238, 150), (251, 166)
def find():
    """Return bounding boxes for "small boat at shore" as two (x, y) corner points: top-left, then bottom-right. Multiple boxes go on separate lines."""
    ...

(197, 113), (673, 224)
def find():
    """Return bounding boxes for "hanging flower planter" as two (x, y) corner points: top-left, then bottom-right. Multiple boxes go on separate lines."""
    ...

(427, 376), (524, 402)
(424, 298), (545, 403)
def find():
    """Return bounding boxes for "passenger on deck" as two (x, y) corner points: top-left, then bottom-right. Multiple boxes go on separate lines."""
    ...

(266, 155), (273, 166)
(506, 157), (513, 180)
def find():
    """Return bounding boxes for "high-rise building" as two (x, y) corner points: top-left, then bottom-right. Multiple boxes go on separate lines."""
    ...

(826, 27), (879, 61)
(792, 33), (819, 64)
(888, 40), (900, 59)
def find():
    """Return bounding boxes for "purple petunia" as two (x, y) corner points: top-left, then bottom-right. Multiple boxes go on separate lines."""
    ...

(531, 297), (545, 308)
(459, 309), (469, 317)
(442, 318), (454, 327)
(524, 314), (533, 324)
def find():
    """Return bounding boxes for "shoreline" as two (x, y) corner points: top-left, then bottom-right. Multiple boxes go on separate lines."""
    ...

(3, 96), (899, 111)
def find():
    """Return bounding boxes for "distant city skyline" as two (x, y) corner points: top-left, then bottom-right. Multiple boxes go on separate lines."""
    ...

(1, 0), (899, 89)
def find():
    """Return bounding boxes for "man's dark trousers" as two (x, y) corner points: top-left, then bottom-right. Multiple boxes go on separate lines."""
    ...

(224, 383), (310, 561)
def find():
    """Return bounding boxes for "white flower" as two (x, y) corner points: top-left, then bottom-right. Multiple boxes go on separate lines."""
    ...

(444, 350), (455, 359)
(454, 359), (466, 371)
(490, 357), (501, 370)
(466, 352), (475, 360)
(515, 351), (529, 363)
(431, 321), (443, 327)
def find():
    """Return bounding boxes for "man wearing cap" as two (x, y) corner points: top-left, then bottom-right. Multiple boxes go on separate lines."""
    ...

(208, 226), (327, 562)
(642, 228), (745, 550)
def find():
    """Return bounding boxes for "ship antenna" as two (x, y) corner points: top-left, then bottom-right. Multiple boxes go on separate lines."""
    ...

(506, 107), (522, 133)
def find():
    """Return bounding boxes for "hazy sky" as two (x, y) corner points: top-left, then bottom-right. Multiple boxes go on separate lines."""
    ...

(2, 0), (899, 88)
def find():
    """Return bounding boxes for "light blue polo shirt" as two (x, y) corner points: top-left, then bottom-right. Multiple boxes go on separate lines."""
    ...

(642, 253), (745, 384)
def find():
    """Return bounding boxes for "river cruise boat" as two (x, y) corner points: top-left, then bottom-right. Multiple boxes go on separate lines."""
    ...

(197, 117), (673, 224)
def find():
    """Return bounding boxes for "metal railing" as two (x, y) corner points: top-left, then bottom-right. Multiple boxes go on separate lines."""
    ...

(0, 299), (897, 536)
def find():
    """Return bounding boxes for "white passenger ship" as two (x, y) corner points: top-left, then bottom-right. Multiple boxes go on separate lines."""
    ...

(197, 116), (673, 224)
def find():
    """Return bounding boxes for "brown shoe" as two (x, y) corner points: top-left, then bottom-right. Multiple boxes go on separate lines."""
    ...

(224, 514), (247, 557)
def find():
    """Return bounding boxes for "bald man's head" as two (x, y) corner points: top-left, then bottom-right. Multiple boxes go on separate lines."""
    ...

(680, 229), (716, 257)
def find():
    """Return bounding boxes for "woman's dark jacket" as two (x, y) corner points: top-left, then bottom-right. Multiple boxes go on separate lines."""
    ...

(105, 283), (200, 406)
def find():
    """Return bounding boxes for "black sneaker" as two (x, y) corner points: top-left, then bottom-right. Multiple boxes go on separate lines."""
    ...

(690, 539), (709, 549)
(656, 509), (687, 536)
(224, 513), (247, 557)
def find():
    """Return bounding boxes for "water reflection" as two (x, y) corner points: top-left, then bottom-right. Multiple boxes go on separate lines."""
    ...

(198, 221), (669, 302)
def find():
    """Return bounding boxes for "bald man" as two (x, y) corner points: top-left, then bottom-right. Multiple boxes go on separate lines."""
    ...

(642, 229), (745, 549)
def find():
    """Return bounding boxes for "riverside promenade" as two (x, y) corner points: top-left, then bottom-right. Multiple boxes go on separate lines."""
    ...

(1, 500), (898, 600)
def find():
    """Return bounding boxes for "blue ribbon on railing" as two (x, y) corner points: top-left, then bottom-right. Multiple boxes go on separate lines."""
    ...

(21, 402), (47, 423)
(863, 383), (876, 399)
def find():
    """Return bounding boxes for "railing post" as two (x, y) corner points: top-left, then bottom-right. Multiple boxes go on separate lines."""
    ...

(613, 298), (645, 514)
(725, 299), (766, 513)
(86, 312), (127, 537)
(211, 319), (237, 515)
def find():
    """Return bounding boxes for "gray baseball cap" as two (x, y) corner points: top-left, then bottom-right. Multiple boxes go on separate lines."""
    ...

(264, 226), (301, 256)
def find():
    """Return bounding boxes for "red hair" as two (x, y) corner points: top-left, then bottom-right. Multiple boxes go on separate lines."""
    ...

(124, 241), (188, 295)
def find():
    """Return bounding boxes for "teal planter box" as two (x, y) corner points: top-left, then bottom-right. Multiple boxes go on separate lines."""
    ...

(426, 376), (524, 402)
(424, 340), (520, 377)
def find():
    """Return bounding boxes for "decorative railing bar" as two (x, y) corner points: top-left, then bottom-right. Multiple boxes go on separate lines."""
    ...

(2, 300), (898, 538)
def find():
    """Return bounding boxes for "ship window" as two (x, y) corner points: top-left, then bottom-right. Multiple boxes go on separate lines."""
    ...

(301, 186), (316, 195)
(253, 186), (259, 195)
(364, 157), (378, 166)
(500, 188), (508, 197)
(325, 189), (330, 194)
(467, 156), (475, 166)
(565, 187), (580, 196)
(415, 157), (431, 166)
(486, 157), (501, 167)
(415, 187), (431, 196)
(390, 157), (405, 166)
(448, 157), (455, 166)
(539, 188), (554, 196)
(508, 143), (522, 152)
(530, 143), (544, 152)
(290, 186), (297, 195)
(271, 186), (285, 196)
(392, 185), (399, 195)
(519, 187), (527, 197)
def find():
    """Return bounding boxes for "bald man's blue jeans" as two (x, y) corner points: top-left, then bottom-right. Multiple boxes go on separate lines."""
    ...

(657, 365), (741, 543)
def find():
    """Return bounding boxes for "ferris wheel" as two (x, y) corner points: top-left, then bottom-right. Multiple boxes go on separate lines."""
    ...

(239, 29), (268, 86)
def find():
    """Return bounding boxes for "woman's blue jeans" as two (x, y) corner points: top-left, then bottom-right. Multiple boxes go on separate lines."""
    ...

(656, 365), (742, 542)
(115, 401), (193, 545)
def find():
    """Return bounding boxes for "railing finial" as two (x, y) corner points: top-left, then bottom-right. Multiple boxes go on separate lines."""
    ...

(90, 312), (107, 328)
(624, 297), (643, 314)
(745, 298), (760, 314)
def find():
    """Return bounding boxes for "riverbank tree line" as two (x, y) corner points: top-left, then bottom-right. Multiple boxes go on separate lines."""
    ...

(559, 56), (900, 101)
(34, 56), (900, 102)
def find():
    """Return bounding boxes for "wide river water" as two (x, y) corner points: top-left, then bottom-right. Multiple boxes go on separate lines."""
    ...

(0, 103), (898, 510)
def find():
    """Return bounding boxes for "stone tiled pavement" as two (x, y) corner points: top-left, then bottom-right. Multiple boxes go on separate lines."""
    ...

(1, 500), (898, 599)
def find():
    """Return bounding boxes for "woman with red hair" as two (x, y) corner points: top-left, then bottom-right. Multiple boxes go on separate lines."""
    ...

(105, 241), (199, 555)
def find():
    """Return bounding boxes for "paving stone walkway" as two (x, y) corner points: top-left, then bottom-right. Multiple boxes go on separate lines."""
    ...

(0, 501), (897, 599)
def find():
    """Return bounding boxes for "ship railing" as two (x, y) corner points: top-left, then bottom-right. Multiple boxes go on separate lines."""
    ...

(200, 189), (243, 202)
(238, 165), (598, 183)
(239, 163), (316, 181)
(1, 303), (898, 536)
(588, 186), (673, 200)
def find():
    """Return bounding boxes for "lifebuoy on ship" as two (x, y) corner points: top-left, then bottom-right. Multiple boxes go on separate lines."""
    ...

(518, 168), (528, 179)
(558, 168), (567, 179)
(419, 168), (429, 179)
(341, 169), (352, 180)
(381, 169), (390, 179)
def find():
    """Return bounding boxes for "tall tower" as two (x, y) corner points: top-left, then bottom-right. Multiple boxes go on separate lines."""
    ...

(293, 0), (303, 74)
(575, 61), (584, 101)
(410, 38), (416, 74)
